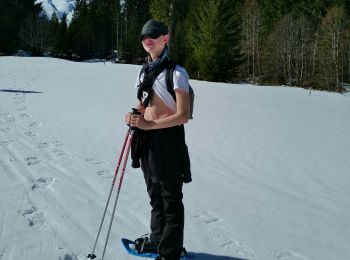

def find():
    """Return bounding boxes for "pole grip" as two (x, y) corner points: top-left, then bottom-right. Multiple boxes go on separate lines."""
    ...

(130, 108), (141, 130)
(132, 107), (141, 115)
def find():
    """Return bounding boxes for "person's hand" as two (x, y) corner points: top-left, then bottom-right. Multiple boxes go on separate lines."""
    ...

(124, 112), (132, 125)
(130, 113), (151, 130)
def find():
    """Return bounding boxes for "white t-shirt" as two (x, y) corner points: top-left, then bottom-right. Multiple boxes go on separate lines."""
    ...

(135, 65), (190, 112)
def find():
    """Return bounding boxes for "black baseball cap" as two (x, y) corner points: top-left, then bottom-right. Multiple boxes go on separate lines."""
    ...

(139, 20), (168, 41)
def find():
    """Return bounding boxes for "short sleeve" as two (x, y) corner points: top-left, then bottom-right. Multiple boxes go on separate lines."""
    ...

(173, 65), (189, 93)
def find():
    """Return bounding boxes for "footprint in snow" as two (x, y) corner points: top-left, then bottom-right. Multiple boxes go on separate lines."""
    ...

(59, 253), (85, 260)
(53, 149), (66, 156)
(221, 240), (256, 257)
(29, 122), (39, 127)
(52, 140), (64, 146)
(31, 176), (57, 190)
(0, 127), (10, 132)
(6, 116), (15, 123)
(275, 250), (312, 260)
(85, 158), (106, 165)
(96, 170), (111, 178)
(192, 211), (256, 257)
(25, 156), (45, 166)
(19, 206), (46, 228)
(37, 142), (49, 148)
(14, 97), (25, 104)
(24, 131), (36, 137)
(19, 113), (30, 118)
(194, 211), (223, 224)
(0, 139), (14, 146)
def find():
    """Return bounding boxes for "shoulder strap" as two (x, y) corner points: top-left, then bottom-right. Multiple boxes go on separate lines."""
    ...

(138, 64), (147, 85)
(165, 60), (177, 101)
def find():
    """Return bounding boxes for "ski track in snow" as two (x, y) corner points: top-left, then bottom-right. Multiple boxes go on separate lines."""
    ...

(0, 89), (91, 259)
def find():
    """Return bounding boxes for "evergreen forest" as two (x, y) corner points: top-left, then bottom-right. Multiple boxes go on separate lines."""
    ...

(1, 0), (350, 92)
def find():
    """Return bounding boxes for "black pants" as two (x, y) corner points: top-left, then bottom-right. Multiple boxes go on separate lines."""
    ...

(140, 126), (185, 259)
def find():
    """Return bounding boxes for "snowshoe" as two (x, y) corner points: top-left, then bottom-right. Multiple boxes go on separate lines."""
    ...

(132, 234), (158, 254)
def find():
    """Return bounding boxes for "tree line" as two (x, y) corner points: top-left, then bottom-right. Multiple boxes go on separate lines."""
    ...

(1, 0), (349, 92)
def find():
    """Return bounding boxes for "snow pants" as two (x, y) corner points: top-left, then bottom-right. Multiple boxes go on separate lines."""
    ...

(140, 126), (186, 260)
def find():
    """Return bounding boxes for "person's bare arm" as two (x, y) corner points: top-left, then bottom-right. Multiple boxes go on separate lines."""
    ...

(130, 89), (189, 130)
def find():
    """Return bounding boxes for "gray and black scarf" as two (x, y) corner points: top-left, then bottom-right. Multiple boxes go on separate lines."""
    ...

(137, 48), (170, 108)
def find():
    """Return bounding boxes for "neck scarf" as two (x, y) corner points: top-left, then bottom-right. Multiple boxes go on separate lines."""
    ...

(137, 48), (169, 107)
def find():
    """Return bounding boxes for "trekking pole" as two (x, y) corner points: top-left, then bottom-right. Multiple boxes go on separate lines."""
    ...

(87, 129), (130, 259)
(87, 129), (131, 260)
(100, 128), (134, 260)
(99, 108), (140, 260)
(87, 108), (140, 260)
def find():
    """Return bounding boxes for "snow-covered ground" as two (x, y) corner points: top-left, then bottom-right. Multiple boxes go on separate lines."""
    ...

(0, 57), (349, 260)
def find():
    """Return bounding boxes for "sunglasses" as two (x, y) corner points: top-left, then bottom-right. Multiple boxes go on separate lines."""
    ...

(141, 32), (162, 41)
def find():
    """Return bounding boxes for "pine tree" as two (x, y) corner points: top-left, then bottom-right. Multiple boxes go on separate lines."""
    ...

(67, 0), (91, 58)
(93, 0), (120, 57)
(150, 0), (171, 23)
(149, 0), (190, 62)
(110, 0), (121, 56)
(260, 0), (285, 35)
(122, 0), (150, 63)
(57, 15), (68, 54)
(187, 0), (242, 82)
(0, 0), (43, 54)
(48, 13), (60, 54)
(169, 0), (190, 63)
(344, 0), (350, 15)
(0, 0), (17, 53)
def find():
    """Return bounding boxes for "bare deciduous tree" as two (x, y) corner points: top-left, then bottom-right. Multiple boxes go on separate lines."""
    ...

(344, 28), (350, 84)
(241, 0), (261, 84)
(268, 14), (313, 87)
(20, 15), (50, 54)
(318, 6), (348, 92)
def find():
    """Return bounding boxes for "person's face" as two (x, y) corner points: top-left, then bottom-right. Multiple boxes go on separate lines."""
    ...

(142, 34), (169, 60)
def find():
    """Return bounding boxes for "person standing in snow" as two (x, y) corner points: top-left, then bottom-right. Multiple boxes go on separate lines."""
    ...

(124, 19), (191, 260)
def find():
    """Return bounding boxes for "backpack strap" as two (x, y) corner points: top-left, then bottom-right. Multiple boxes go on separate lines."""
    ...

(165, 60), (177, 101)
(137, 62), (167, 107)
(138, 59), (177, 104)
(138, 64), (147, 85)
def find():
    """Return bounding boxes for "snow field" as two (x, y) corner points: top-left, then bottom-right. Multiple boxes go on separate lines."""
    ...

(0, 57), (350, 260)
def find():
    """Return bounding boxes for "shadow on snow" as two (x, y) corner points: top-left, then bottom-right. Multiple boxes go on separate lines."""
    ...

(59, 254), (79, 260)
(0, 89), (43, 94)
(58, 252), (249, 260)
(188, 252), (248, 260)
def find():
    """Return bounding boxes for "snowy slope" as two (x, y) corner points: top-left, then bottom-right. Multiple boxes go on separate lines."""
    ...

(36, 0), (75, 23)
(0, 57), (350, 260)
